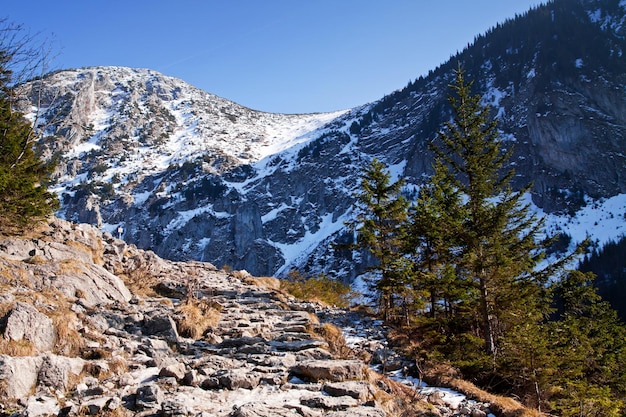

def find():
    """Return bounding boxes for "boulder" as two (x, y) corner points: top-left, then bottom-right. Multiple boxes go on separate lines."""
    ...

(51, 262), (132, 306)
(21, 394), (60, 417)
(215, 368), (261, 390)
(291, 360), (365, 382)
(37, 354), (85, 393)
(231, 403), (302, 417)
(300, 395), (359, 411)
(0, 355), (43, 398)
(159, 362), (187, 381)
(143, 314), (180, 343)
(135, 384), (164, 410)
(3, 302), (55, 352)
(161, 399), (191, 417)
(323, 381), (374, 400)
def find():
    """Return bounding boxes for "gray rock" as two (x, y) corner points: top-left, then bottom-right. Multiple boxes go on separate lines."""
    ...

(323, 381), (373, 400)
(325, 408), (386, 417)
(214, 369), (261, 390)
(81, 396), (119, 415)
(21, 394), (60, 417)
(50, 262), (132, 306)
(300, 395), (359, 411)
(231, 403), (302, 417)
(159, 362), (186, 381)
(135, 383), (164, 410)
(161, 399), (190, 417)
(37, 354), (85, 393)
(0, 355), (43, 398)
(269, 339), (327, 352)
(3, 302), (55, 353)
(472, 409), (488, 417)
(143, 314), (180, 343)
(291, 360), (365, 382)
(181, 370), (201, 387)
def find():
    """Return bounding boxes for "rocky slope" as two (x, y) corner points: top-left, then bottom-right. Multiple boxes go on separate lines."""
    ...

(0, 218), (513, 417)
(16, 0), (626, 278)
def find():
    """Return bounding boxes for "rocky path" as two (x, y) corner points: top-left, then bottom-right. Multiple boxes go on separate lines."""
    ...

(0, 219), (494, 417)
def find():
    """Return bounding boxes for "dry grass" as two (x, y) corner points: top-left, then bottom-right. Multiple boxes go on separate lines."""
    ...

(118, 265), (160, 297)
(363, 368), (437, 416)
(0, 259), (34, 289)
(422, 362), (543, 417)
(174, 298), (221, 339)
(50, 309), (85, 357)
(312, 322), (354, 359)
(24, 255), (48, 265)
(245, 276), (282, 291)
(65, 239), (104, 265)
(82, 354), (129, 383)
(59, 258), (87, 275)
(7, 289), (86, 357)
(0, 339), (37, 356)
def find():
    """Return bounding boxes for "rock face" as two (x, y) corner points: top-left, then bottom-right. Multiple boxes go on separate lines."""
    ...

(3, 303), (55, 353)
(15, 1), (626, 280)
(0, 218), (502, 417)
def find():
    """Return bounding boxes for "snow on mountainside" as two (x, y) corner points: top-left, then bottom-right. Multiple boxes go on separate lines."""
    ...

(17, 0), (626, 280)
(21, 66), (346, 188)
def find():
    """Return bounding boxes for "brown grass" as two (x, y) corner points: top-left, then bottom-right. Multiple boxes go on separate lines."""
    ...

(174, 298), (221, 339)
(312, 322), (354, 359)
(245, 276), (282, 291)
(24, 255), (48, 265)
(50, 309), (85, 356)
(118, 266), (160, 297)
(0, 259), (34, 289)
(422, 362), (543, 417)
(0, 339), (37, 356)
(364, 368), (437, 416)
(65, 239), (104, 265)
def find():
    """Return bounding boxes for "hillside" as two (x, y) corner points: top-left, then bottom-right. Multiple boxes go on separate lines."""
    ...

(0, 217), (528, 417)
(16, 0), (626, 279)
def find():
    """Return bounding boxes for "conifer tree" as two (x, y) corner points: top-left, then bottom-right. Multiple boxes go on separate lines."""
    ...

(0, 46), (58, 233)
(351, 158), (409, 320)
(547, 271), (626, 416)
(406, 160), (467, 320)
(431, 67), (547, 358)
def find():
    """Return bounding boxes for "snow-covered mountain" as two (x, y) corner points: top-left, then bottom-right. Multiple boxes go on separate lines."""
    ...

(18, 0), (626, 279)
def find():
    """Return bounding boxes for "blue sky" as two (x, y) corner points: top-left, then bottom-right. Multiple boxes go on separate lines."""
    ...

(4, 1), (543, 114)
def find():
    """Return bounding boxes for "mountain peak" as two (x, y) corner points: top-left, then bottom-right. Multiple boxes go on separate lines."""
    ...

(17, 0), (626, 278)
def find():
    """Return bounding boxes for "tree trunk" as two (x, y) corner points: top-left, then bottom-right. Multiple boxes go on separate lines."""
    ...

(479, 276), (496, 356)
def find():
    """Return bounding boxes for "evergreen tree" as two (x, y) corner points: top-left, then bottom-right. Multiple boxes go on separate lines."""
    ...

(0, 53), (57, 233)
(547, 270), (626, 416)
(351, 158), (409, 320)
(405, 160), (467, 321)
(430, 67), (547, 358)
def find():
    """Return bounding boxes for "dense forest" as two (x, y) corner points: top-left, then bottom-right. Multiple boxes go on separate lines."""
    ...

(352, 68), (626, 416)
(579, 236), (626, 320)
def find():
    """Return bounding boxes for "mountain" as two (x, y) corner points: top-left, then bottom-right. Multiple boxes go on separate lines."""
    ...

(16, 0), (626, 279)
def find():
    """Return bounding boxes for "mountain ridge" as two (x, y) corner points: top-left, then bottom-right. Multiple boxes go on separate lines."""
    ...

(17, 0), (626, 278)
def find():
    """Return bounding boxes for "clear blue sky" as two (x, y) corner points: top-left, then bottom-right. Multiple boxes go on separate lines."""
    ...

(4, 1), (543, 114)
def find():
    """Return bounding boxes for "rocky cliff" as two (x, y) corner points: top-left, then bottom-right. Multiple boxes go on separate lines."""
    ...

(0, 218), (515, 417)
(16, 0), (626, 278)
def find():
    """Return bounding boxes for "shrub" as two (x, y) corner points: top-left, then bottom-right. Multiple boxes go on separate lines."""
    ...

(280, 270), (354, 308)
(174, 298), (221, 339)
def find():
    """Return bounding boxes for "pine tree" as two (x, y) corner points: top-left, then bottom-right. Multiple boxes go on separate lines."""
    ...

(431, 67), (547, 358)
(547, 271), (626, 416)
(0, 55), (58, 234)
(406, 160), (467, 320)
(351, 158), (409, 320)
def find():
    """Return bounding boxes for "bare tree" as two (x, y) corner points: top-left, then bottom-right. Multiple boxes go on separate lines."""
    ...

(0, 18), (57, 168)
